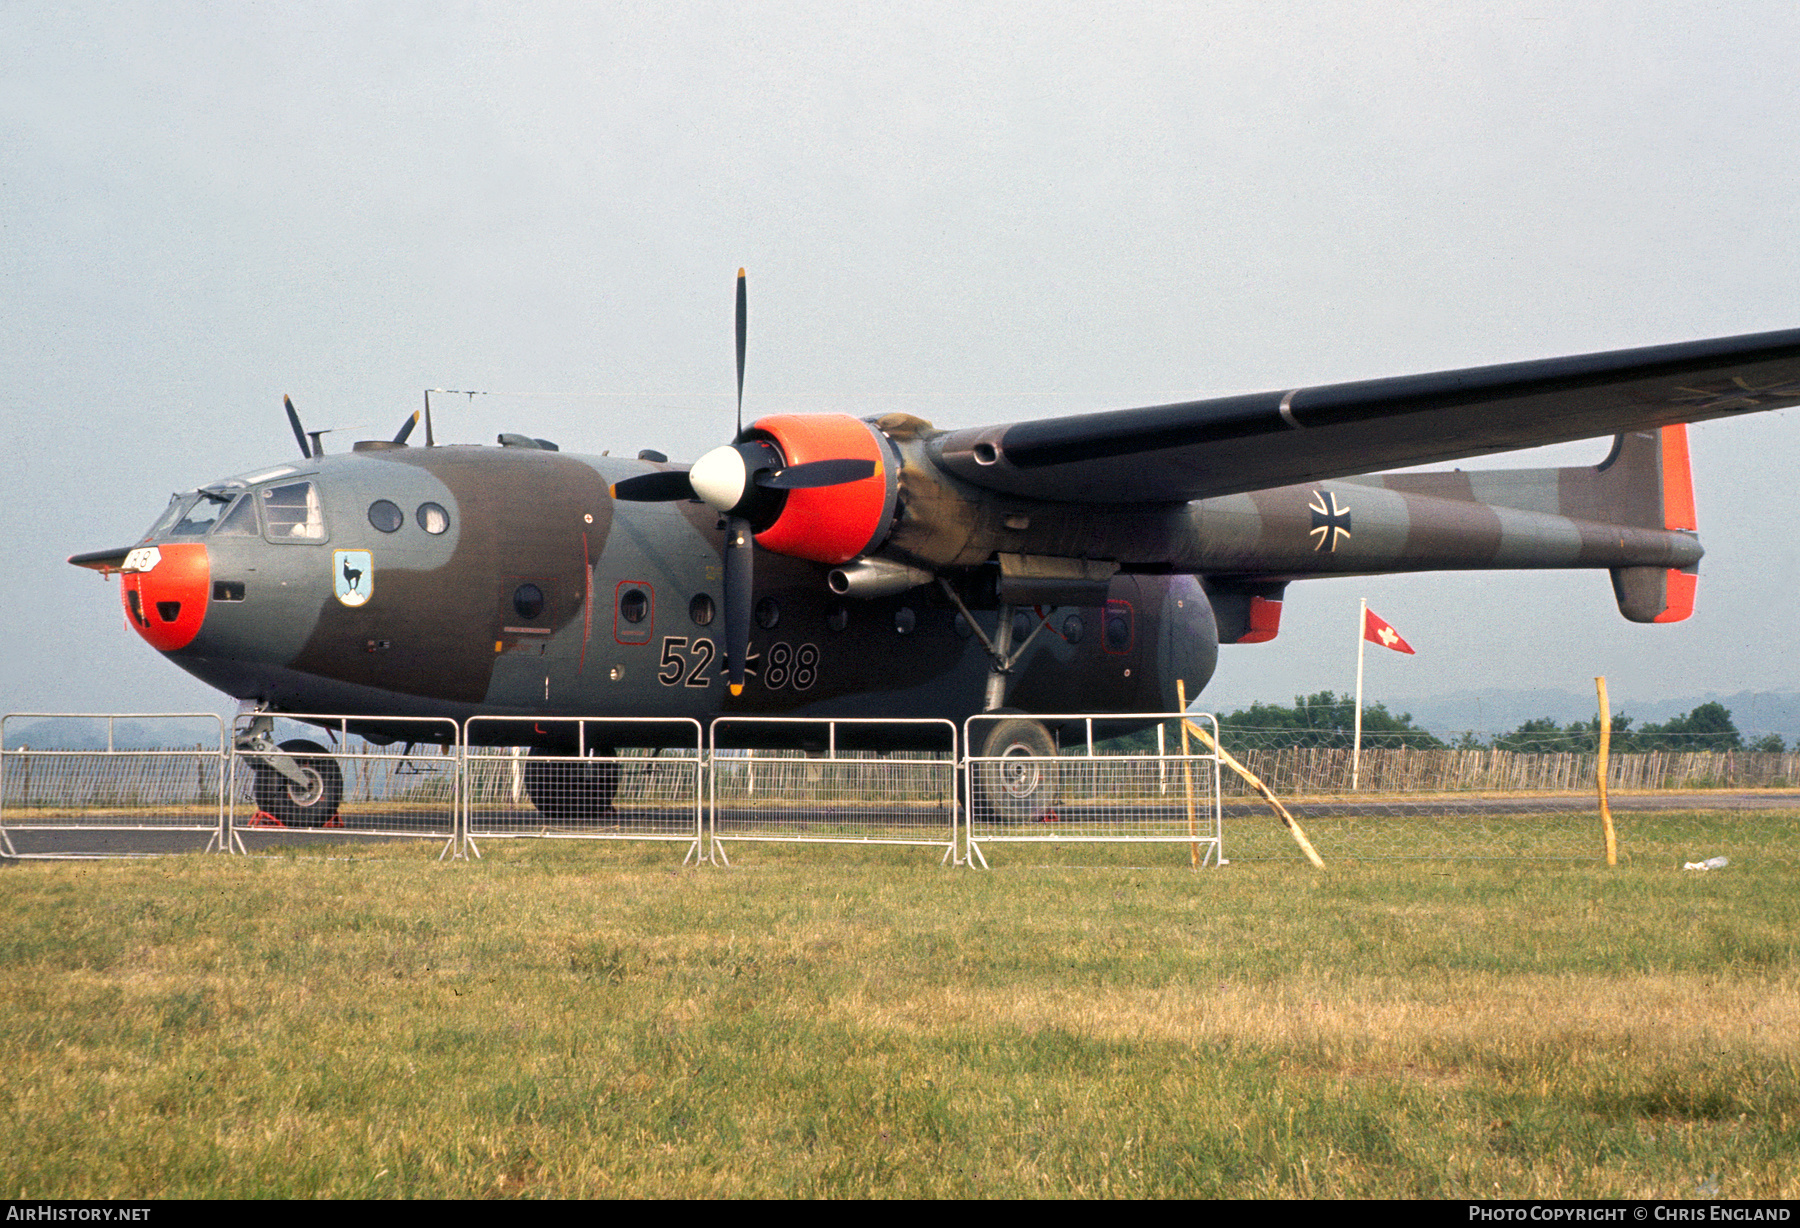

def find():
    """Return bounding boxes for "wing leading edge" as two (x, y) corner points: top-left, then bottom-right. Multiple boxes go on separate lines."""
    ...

(929, 327), (1800, 504)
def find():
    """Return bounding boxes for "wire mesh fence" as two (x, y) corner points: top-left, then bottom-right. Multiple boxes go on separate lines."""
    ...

(463, 717), (704, 859)
(1223, 743), (1800, 795)
(9, 708), (1799, 864)
(0, 715), (228, 851)
(229, 713), (461, 850)
(965, 713), (1222, 867)
(1211, 729), (1800, 861)
(707, 719), (958, 863)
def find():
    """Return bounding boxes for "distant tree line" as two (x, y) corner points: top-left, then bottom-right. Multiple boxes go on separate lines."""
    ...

(1096, 695), (1785, 754)
(1219, 696), (1780, 753)
(1480, 701), (1780, 754)
(1215, 691), (1445, 749)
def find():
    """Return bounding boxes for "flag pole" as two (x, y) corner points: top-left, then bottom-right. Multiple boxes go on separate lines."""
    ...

(1353, 598), (1366, 790)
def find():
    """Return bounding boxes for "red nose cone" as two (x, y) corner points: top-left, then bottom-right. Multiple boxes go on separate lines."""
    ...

(121, 543), (209, 651)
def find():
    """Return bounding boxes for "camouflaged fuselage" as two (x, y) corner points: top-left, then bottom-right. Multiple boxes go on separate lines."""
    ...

(116, 417), (1699, 746)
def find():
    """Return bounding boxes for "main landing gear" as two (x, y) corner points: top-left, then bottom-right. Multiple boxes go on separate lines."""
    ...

(522, 747), (620, 822)
(936, 581), (1064, 823)
(970, 715), (1061, 823)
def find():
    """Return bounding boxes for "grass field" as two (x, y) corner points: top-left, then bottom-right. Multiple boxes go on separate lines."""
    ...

(2, 810), (1796, 1198)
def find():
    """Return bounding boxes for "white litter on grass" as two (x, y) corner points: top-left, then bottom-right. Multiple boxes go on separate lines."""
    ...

(1683, 856), (1729, 871)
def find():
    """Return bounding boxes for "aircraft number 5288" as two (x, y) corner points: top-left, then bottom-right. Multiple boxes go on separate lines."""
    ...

(656, 636), (819, 691)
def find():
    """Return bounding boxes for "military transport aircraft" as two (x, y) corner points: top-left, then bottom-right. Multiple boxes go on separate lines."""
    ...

(69, 273), (1800, 824)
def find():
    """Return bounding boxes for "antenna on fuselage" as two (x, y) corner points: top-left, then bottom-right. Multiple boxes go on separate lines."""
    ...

(422, 388), (489, 447)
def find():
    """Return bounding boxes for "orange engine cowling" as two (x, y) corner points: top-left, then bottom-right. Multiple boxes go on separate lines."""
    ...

(745, 414), (899, 565)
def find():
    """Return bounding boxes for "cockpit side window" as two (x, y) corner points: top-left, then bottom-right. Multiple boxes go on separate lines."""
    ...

(212, 494), (260, 536)
(263, 481), (327, 541)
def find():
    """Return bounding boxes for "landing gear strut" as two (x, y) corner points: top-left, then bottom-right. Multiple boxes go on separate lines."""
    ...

(937, 582), (1063, 823)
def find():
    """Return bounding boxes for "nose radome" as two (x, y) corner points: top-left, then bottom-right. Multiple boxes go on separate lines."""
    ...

(120, 543), (210, 651)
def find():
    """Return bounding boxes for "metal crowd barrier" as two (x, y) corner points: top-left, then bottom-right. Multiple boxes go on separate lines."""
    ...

(461, 716), (705, 861)
(4, 709), (1220, 867)
(707, 718), (960, 865)
(963, 711), (1223, 868)
(0, 713), (230, 855)
(226, 712), (463, 856)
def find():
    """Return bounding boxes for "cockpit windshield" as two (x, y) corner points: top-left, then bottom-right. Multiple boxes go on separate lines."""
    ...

(142, 488), (262, 541)
(167, 491), (235, 536)
(143, 495), (189, 541)
(140, 480), (326, 543)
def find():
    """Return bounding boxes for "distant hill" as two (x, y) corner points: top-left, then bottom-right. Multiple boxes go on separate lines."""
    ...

(2, 715), (231, 750)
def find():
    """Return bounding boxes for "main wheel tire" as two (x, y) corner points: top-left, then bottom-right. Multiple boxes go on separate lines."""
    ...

(252, 739), (344, 828)
(522, 747), (620, 822)
(972, 717), (1059, 823)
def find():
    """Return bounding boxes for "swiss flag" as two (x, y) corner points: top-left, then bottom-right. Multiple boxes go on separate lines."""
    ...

(1363, 608), (1415, 655)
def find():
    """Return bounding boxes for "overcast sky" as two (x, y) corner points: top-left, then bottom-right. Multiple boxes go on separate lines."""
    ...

(4, 2), (1798, 724)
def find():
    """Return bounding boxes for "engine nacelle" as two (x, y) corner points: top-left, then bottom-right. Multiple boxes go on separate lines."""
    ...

(746, 414), (900, 565)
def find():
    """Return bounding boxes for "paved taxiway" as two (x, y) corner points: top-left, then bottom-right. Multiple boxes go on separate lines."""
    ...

(4, 792), (1795, 859)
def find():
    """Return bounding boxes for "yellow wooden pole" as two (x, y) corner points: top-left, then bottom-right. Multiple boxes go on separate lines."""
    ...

(1176, 679), (1199, 868)
(1596, 676), (1617, 866)
(1182, 717), (1326, 869)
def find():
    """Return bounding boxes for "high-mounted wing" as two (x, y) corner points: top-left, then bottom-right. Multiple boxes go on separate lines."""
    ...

(930, 328), (1800, 504)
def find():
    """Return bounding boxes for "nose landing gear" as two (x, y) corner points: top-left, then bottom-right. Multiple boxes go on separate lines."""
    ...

(249, 738), (344, 828)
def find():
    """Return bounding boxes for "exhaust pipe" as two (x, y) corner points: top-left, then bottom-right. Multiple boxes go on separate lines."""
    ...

(828, 558), (935, 599)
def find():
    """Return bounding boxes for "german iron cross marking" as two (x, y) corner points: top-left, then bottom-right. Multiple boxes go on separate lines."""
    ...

(1308, 490), (1351, 552)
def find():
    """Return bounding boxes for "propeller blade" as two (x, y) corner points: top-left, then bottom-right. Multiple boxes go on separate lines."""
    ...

(610, 470), (697, 502)
(723, 515), (754, 696)
(735, 268), (747, 437)
(393, 411), (420, 444)
(284, 396), (312, 459)
(754, 458), (878, 490)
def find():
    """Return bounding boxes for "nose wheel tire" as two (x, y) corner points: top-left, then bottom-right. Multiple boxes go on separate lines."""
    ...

(252, 739), (344, 828)
(972, 717), (1060, 823)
